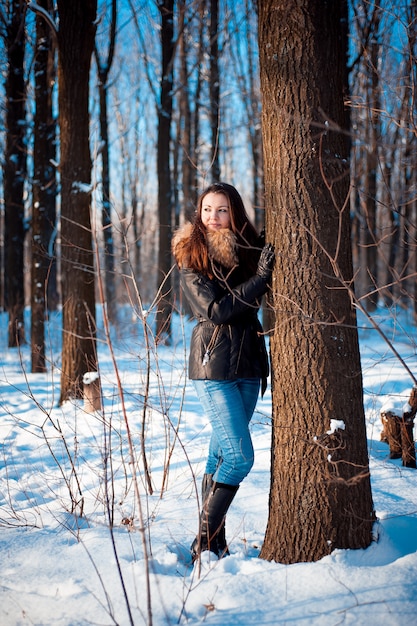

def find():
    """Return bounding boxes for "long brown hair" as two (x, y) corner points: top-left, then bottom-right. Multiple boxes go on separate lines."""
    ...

(183, 182), (261, 279)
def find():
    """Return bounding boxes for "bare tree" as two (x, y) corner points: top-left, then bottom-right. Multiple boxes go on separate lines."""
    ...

(406, 1), (417, 317)
(2, 0), (27, 347)
(350, 4), (382, 311)
(155, 0), (175, 341)
(114, 91), (147, 304)
(94, 0), (117, 322)
(31, 0), (57, 373)
(174, 0), (206, 219)
(56, 0), (98, 403)
(209, 0), (220, 180)
(258, 0), (375, 563)
(228, 0), (263, 226)
(176, 0), (194, 222)
(349, 2), (417, 313)
(191, 0), (206, 197)
(395, 2), (417, 311)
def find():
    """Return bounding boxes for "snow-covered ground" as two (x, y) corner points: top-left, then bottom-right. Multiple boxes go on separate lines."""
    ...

(1, 305), (417, 625)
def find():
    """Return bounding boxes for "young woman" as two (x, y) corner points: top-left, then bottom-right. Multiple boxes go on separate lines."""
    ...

(172, 182), (275, 561)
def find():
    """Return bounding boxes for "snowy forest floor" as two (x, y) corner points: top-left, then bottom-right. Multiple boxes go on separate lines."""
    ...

(1, 305), (417, 625)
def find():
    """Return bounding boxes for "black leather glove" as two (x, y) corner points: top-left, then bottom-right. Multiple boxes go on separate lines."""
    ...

(256, 243), (275, 282)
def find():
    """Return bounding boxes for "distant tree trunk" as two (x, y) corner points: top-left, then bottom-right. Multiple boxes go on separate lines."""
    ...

(192, 1), (205, 198)
(398, 2), (417, 310)
(155, 0), (175, 340)
(258, 0), (375, 563)
(349, 5), (384, 307)
(31, 0), (57, 373)
(130, 103), (145, 298)
(94, 0), (117, 322)
(177, 0), (194, 221)
(408, 3), (417, 319)
(229, 0), (263, 227)
(115, 91), (147, 306)
(398, 138), (413, 304)
(359, 7), (381, 312)
(378, 155), (397, 305)
(57, 0), (98, 404)
(209, 0), (220, 181)
(4, 0), (27, 347)
(245, 3), (263, 230)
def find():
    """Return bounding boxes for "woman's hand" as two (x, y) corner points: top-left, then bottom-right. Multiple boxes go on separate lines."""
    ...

(256, 243), (275, 283)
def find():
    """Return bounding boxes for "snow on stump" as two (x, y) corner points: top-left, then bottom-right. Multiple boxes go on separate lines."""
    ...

(380, 387), (417, 468)
(83, 371), (102, 413)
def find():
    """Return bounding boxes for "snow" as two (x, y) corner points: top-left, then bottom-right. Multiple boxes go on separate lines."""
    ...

(1, 305), (417, 625)
(82, 370), (100, 384)
(71, 181), (93, 194)
(380, 395), (412, 417)
(327, 419), (345, 434)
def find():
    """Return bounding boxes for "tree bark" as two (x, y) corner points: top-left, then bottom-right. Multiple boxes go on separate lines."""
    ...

(4, 0), (27, 347)
(94, 0), (117, 322)
(177, 0), (194, 222)
(209, 0), (220, 181)
(57, 0), (98, 403)
(192, 0), (205, 199)
(359, 7), (381, 312)
(258, 0), (375, 563)
(155, 0), (175, 340)
(31, 0), (57, 373)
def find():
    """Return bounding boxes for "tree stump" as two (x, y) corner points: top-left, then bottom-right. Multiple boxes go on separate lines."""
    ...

(83, 371), (102, 413)
(380, 411), (402, 459)
(400, 415), (417, 469)
(380, 386), (417, 468)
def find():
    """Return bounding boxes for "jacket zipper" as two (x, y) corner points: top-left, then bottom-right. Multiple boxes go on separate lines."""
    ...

(202, 325), (222, 366)
(235, 328), (245, 374)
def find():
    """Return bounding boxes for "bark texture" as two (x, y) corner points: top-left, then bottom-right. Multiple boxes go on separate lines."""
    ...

(155, 0), (175, 340)
(57, 0), (97, 403)
(31, 0), (57, 372)
(4, 0), (26, 346)
(258, 0), (375, 563)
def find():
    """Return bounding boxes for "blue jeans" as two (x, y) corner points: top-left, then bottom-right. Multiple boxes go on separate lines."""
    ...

(193, 378), (260, 486)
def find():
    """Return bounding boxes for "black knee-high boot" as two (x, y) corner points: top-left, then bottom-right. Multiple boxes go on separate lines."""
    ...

(191, 481), (238, 561)
(201, 473), (230, 556)
(201, 473), (213, 501)
(191, 473), (229, 558)
(190, 473), (213, 558)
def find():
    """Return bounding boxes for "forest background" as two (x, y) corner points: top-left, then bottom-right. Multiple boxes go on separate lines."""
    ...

(1, 0), (416, 377)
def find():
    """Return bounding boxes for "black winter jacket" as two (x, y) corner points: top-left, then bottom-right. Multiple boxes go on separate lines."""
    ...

(180, 267), (270, 392)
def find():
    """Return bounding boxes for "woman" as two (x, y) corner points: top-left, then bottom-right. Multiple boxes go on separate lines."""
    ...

(172, 182), (275, 561)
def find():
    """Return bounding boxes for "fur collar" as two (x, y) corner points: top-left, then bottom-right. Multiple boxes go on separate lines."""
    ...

(172, 222), (238, 270)
(207, 228), (238, 268)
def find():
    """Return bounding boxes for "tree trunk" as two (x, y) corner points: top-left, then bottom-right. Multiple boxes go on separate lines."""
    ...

(258, 0), (375, 563)
(360, 9), (381, 312)
(155, 0), (175, 341)
(31, 0), (57, 373)
(178, 0), (194, 222)
(209, 0), (220, 181)
(192, 0), (205, 199)
(94, 0), (117, 322)
(400, 3), (417, 310)
(409, 4), (417, 320)
(4, 0), (27, 347)
(57, 0), (98, 404)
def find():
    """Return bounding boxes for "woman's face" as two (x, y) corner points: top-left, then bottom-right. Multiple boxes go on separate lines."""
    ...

(200, 192), (231, 231)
